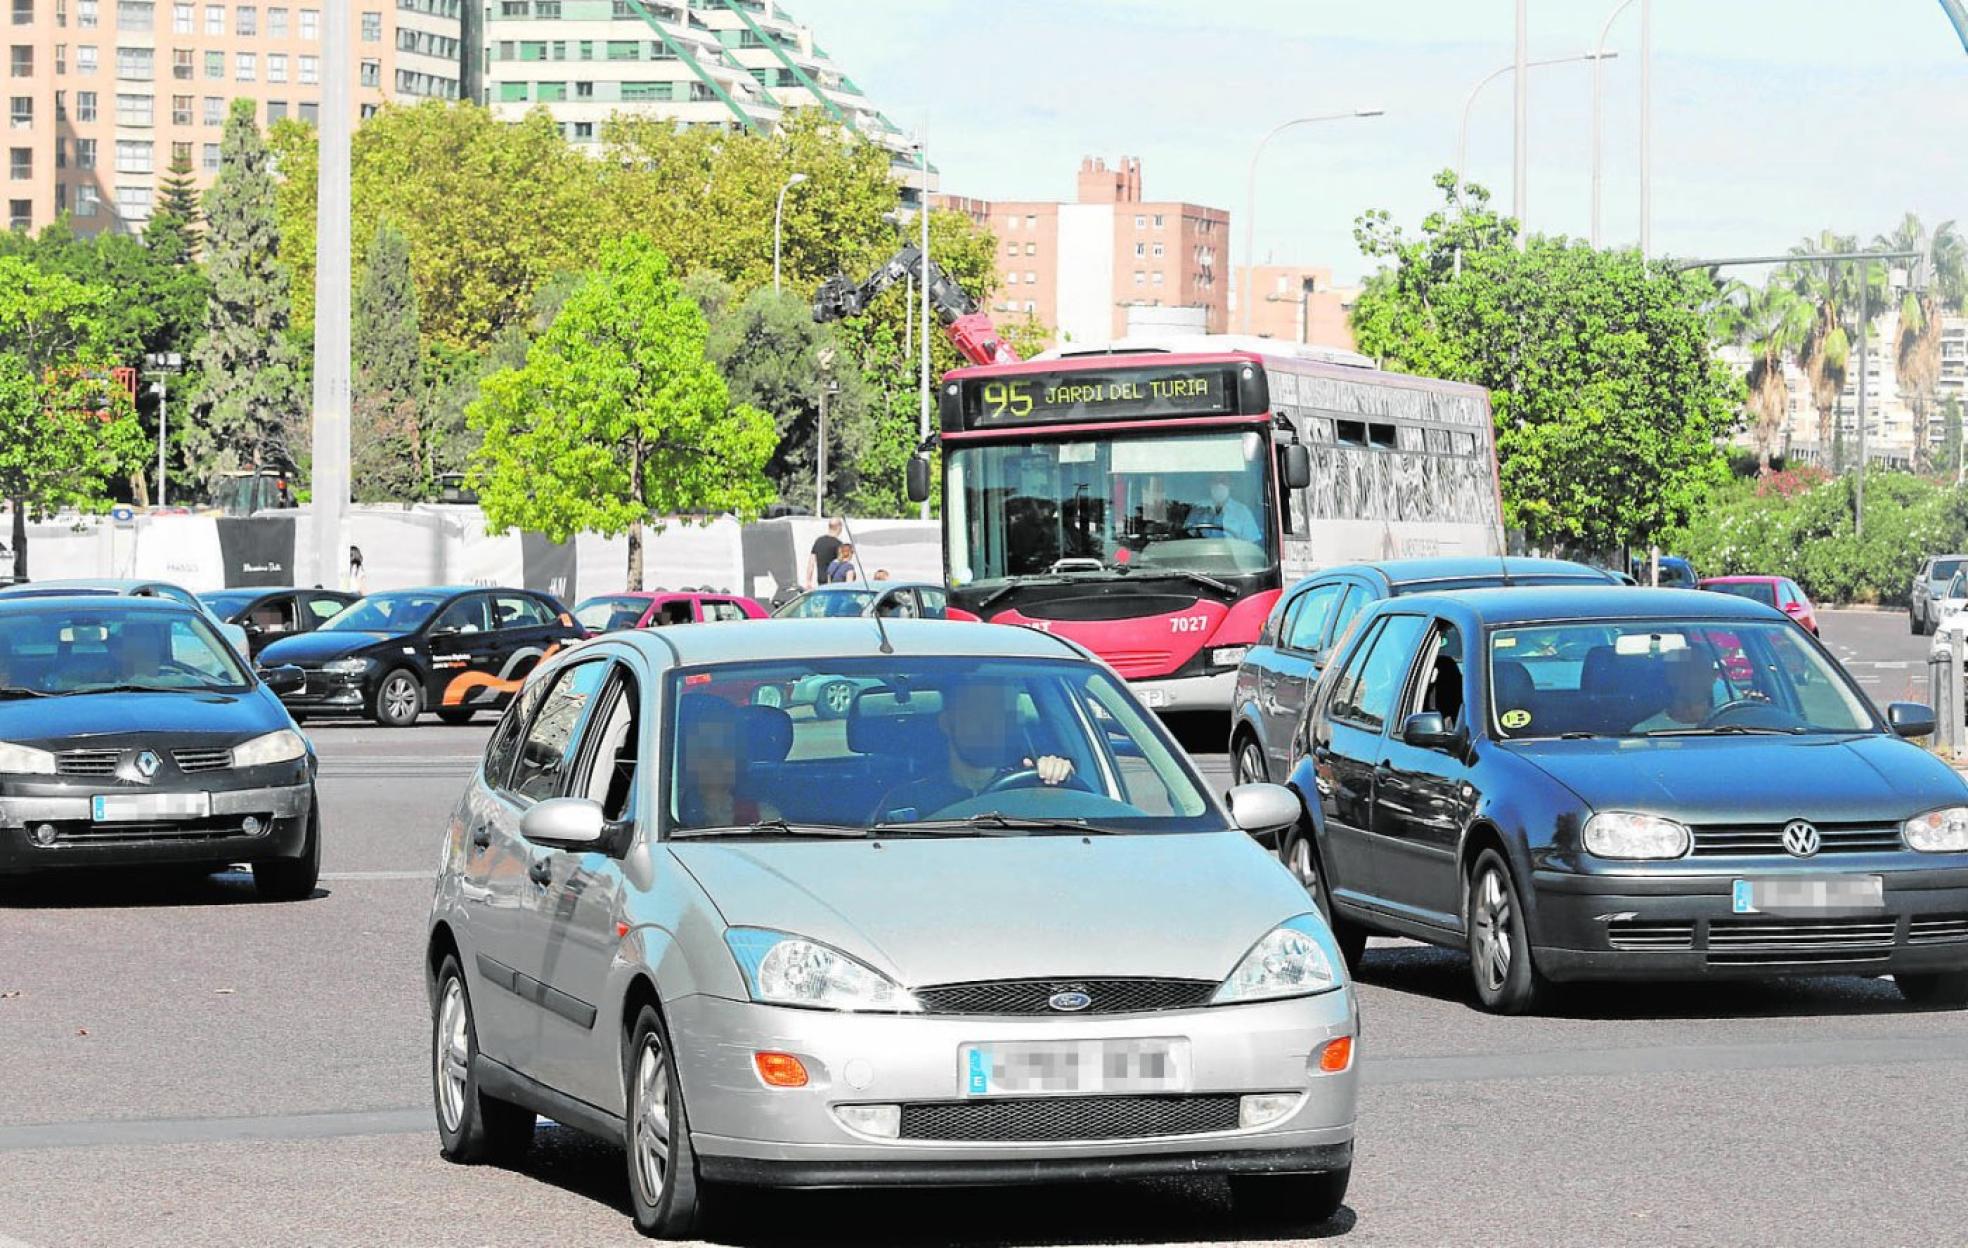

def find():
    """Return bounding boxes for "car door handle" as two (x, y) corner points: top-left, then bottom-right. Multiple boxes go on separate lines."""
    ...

(527, 856), (554, 886)
(470, 824), (491, 850)
(1375, 760), (1394, 778)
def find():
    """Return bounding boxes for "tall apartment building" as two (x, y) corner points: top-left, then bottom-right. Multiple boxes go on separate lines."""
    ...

(480, 0), (931, 199)
(935, 156), (1228, 349)
(5, 0), (466, 234)
(1228, 264), (1358, 352)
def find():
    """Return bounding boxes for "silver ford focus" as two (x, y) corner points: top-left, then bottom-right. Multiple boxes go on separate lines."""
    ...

(425, 619), (1358, 1238)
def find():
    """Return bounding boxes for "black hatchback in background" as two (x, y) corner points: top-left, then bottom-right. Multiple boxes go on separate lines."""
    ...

(256, 586), (584, 727)
(1230, 557), (1618, 786)
(0, 596), (319, 899)
(1280, 587), (1968, 1013)
(198, 586), (358, 660)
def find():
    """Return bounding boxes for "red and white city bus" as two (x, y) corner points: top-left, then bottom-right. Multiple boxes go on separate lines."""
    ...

(917, 339), (1505, 711)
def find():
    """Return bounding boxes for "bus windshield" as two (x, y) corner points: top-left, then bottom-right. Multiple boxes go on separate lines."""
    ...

(948, 430), (1274, 586)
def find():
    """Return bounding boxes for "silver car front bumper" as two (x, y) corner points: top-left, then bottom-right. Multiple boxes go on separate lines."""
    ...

(667, 987), (1357, 1185)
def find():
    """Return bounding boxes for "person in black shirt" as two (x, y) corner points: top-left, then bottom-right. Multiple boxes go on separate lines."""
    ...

(805, 517), (844, 589)
(876, 683), (1076, 822)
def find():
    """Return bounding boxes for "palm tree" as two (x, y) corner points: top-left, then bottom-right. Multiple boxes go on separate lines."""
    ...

(1723, 279), (1815, 472)
(1874, 214), (1967, 471)
(1782, 230), (1864, 467)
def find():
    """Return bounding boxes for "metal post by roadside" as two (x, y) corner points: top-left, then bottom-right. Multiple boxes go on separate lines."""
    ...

(1856, 256), (1869, 537)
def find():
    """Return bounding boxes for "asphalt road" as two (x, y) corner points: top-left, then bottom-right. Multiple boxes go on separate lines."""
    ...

(4, 609), (1965, 1247)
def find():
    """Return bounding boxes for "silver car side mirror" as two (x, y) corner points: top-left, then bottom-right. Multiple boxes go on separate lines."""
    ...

(520, 797), (608, 849)
(1226, 783), (1301, 835)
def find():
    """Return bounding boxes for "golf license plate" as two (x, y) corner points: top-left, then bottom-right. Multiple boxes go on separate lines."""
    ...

(1731, 875), (1883, 915)
(959, 1038), (1189, 1098)
(91, 792), (211, 822)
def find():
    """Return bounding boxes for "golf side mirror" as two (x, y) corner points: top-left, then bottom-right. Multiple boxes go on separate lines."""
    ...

(1401, 711), (1459, 750)
(905, 454), (931, 504)
(1226, 782), (1301, 835)
(260, 664), (305, 695)
(1887, 702), (1936, 740)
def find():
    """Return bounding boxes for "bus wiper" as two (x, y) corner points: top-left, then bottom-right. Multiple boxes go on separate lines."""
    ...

(1124, 567), (1235, 597)
(670, 819), (867, 839)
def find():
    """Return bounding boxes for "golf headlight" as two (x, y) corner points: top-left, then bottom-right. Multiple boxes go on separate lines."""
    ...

(725, 928), (921, 1013)
(232, 729), (307, 768)
(321, 657), (372, 675)
(0, 740), (56, 775)
(1213, 915), (1341, 1004)
(1583, 811), (1691, 860)
(1903, 806), (1968, 853)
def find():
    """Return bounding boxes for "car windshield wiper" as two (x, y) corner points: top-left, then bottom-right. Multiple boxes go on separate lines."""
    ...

(669, 818), (868, 840)
(54, 682), (209, 696)
(871, 812), (1114, 837)
(0, 686), (51, 699)
(1642, 724), (1805, 737)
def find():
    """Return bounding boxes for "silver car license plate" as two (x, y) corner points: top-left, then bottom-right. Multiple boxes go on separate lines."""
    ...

(1731, 875), (1883, 915)
(960, 1038), (1189, 1097)
(92, 792), (211, 822)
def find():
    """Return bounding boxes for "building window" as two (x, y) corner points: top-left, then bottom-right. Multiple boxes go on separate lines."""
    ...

(1134, 214), (1144, 229)
(76, 135), (95, 165)
(235, 50), (252, 78)
(115, 0), (151, 27)
(200, 139), (216, 167)
(357, 57), (375, 86)
(52, 86), (62, 115)
(534, 80), (563, 101)
(265, 2), (280, 34)
(8, 94), (28, 126)
(495, 80), (523, 102)
(234, 2), (252, 32)
(1153, 213), (1165, 228)
(534, 0), (556, 14)
(76, 0), (95, 24)
(296, 52), (314, 81)
(171, 0), (188, 29)
(1133, 271), (1144, 286)
(296, 4), (311, 37)
(8, 0), (26, 24)
(169, 91), (187, 122)
(265, 97), (282, 120)
(114, 137), (151, 171)
(1152, 243), (1164, 258)
(605, 40), (638, 60)
(574, 79), (592, 98)
(295, 98), (314, 122)
(1005, 271), (1018, 286)
(547, 39), (563, 59)
(8, 197), (28, 229)
(54, 42), (64, 72)
(168, 137), (186, 161)
(75, 88), (94, 118)
(75, 42), (94, 71)
(1023, 213), (1035, 228)
(115, 44), (151, 78)
(266, 51), (282, 80)
(1003, 215), (1017, 231)
(576, 40), (591, 60)
(201, 92), (219, 123)
(571, 120), (592, 140)
(8, 146), (28, 178)
(115, 182), (150, 220)
(10, 43), (30, 74)
(499, 0), (524, 12)
(113, 92), (149, 124)
(359, 8), (376, 38)
(1024, 270), (1036, 284)
(1133, 242), (1144, 257)
(1024, 241), (1035, 256)
(76, 183), (99, 215)
(202, 1), (217, 30)
(53, 135), (62, 165)
(1152, 271), (1164, 286)
(203, 48), (220, 76)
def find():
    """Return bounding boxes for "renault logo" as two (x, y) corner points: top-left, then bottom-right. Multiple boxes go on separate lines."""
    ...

(1047, 988), (1092, 1013)
(1782, 820), (1820, 858)
(133, 750), (161, 780)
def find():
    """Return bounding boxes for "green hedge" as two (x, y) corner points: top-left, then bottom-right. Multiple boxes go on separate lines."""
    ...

(1664, 470), (1968, 606)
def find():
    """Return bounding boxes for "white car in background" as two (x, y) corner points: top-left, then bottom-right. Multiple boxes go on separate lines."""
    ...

(1932, 571), (1968, 641)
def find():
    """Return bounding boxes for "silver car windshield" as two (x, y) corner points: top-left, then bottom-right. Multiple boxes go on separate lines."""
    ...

(0, 607), (251, 695)
(667, 657), (1216, 836)
(1489, 620), (1874, 739)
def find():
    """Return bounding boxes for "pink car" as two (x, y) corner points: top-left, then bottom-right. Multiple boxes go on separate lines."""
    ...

(572, 590), (768, 633)
(1698, 575), (1819, 636)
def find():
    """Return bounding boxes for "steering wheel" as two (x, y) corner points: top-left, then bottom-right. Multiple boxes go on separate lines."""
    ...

(983, 765), (1090, 795)
(1700, 697), (1801, 730)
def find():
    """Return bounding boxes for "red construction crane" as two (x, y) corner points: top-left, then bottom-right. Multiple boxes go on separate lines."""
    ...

(812, 242), (1020, 367)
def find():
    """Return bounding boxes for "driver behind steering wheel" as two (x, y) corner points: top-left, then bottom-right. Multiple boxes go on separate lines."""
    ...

(875, 682), (1075, 822)
(1632, 648), (1719, 733)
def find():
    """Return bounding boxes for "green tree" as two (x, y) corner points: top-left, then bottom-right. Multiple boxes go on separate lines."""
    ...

(1351, 172), (1741, 554)
(188, 99), (306, 492)
(351, 219), (425, 501)
(1714, 278), (1814, 473)
(0, 257), (148, 578)
(148, 149), (204, 263)
(467, 236), (775, 588)
(1873, 214), (1966, 471)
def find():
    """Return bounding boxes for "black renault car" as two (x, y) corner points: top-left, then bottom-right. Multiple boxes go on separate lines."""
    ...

(1230, 557), (1619, 786)
(0, 596), (318, 899)
(198, 586), (358, 660)
(257, 586), (584, 727)
(1281, 587), (1968, 1013)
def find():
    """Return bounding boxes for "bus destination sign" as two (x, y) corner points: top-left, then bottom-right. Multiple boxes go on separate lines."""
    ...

(955, 364), (1247, 429)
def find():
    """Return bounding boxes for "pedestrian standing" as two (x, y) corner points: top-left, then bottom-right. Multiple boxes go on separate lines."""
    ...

(348, 545), (367, 596)
(826, 543), (858, 583)
(805, 517), (844, 589)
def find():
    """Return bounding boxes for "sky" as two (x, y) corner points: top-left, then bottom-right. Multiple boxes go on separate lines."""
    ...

(792, 0), (1968, 283)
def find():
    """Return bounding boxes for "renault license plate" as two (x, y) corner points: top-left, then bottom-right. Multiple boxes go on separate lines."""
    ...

(1731, 875), (1883, 915)
(959, 1038), (1189, 1097)
(91, 792), (210, 822)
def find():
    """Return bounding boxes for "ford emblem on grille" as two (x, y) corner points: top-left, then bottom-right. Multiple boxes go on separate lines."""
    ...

(1047, 988), (1092, 1012)
(134, 750), (161, 779)
(1782, 820), (1820, 858)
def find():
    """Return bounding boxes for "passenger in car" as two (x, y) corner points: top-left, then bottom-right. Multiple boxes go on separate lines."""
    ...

(676, 695), (782, 827)
(875, 683), (1076, 821)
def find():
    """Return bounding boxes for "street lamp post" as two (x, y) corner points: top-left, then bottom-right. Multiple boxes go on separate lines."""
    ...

(1240, 108), (1384, 335)
(142, 351), (182, 508)
(773, 172), (808, 295)
(918, 128), (931, 521)
(1457, 51), (1618, 203)
(1590, 0), (1640, 248)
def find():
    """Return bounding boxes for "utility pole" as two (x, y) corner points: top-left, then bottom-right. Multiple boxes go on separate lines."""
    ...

(1639, 0), (1652, 256)
(1856, 256), (1869, 536)
(918, 125), (931, 522)
(311, 0), (352, 591)
(1513, 0), (1527, 247)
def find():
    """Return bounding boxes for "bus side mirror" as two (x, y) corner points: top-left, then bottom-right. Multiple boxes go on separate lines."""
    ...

(1283, 444), (1311, 490)
(905, 455), (931, 504)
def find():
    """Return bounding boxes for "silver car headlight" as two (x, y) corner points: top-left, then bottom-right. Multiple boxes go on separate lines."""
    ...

(1582, 811), (1691, 860)
(1903, 806), (1968, 853)
(321, 657), (372, 675)
(724, 928), (922, 1013)
(0, 740), (56, 775)
(232, 729), (307, 768)
(1212, 915), (1341, 1005)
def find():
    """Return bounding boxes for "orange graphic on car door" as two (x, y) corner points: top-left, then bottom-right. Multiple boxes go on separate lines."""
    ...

(441, 643), (562, 706)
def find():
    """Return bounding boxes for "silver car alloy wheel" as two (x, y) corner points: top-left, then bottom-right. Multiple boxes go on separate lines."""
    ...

(1290, 836), (1318, 890)
(435, 977), (469, 1134)
(1237, 740), (1266, 785)
(825, 680), (853, 717)
(631, 1035), (673, 1206)
(383, 674), (419, 721)
(1471, 867), (1513, 993)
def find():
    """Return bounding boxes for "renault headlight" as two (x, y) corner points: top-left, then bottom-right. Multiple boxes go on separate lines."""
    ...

(724, 928), (922, 1013)
(321, 657), (372, 675)
(1212, 915), (1341, 1005)
(0, 740), (56, 775)
(1903, 806), (1968, 853)
(232, 729), (307, 768)
(1583, 811), (1691, 860)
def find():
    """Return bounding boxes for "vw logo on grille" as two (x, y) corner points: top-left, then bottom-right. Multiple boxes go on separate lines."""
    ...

(1782, 820), (1821, 858)
(1047, 988), (1092, 1013)
(133, 750), (161, 779)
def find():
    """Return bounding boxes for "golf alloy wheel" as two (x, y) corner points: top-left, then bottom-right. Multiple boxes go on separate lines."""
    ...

(631, 1033), (674, 1208)
(1471, 866), (1513, 995)
(1236, 738), (1268, 785)
(435, 976), (469, 1134)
